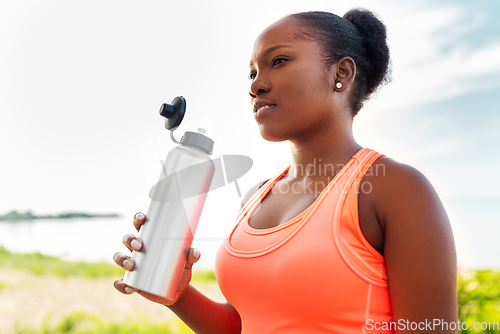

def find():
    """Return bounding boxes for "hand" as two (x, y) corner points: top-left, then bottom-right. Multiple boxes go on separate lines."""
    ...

(113, 212), (201, 306)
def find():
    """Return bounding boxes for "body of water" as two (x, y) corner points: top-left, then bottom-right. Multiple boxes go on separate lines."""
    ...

(0, 218), (131, 264)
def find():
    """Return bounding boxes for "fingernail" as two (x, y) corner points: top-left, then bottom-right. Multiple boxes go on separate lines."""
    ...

(124, 286), (137, 294)
(123, 259), (133, 270)
(131, 239), (142, 251)
(135, 212), (144, 220)
(193, 248), (200, 259)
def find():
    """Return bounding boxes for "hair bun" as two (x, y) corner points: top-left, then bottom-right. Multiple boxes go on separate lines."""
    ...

(343, 8), (390, 96)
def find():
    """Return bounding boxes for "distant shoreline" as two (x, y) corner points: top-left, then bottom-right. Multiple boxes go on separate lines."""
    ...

(0, 210), (120, 221)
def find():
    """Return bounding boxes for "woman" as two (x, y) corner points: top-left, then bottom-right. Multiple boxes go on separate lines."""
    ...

(114, 9), (458, 333)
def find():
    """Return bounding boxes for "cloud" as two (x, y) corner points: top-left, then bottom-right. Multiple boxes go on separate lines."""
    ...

(367, 3), (500, 113)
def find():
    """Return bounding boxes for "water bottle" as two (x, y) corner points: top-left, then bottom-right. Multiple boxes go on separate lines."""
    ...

(123, 96), (215, 299)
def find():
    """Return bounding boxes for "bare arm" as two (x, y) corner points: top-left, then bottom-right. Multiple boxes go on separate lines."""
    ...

(367, 158), (457, 333)
(167, 284), (241, 333)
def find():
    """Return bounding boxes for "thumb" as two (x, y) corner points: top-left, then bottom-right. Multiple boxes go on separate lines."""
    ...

(185, 248), (201, 270)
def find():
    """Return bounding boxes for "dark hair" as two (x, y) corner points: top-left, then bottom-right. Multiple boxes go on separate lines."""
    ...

(286, 9), (391, 116)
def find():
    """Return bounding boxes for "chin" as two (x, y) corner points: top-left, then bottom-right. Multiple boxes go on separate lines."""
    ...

(258, 126), (291, 143)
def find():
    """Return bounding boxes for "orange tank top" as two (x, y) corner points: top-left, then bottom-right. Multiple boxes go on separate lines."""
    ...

(215, 148), (394, 333)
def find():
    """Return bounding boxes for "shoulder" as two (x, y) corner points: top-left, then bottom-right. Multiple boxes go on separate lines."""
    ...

(362, 154), (455, 271)
(365, 155), (431, 191)
(360, 156), (440, 220)
(240, 179), (269, 210)
(358, 155), (452, 244)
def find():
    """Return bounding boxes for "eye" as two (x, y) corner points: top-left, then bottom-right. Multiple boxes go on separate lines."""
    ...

(272, 56), (288, 66)
(248, 72), (257, 81)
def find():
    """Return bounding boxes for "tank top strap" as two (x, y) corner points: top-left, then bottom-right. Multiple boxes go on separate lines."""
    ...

(233, 167), (290, 227)
(333, 149), (388, 286)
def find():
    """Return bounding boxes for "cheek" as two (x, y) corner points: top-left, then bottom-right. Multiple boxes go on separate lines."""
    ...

(287, 60), (327, 89)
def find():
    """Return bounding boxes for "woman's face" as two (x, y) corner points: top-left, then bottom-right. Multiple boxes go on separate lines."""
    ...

(249, 19), (338, 142)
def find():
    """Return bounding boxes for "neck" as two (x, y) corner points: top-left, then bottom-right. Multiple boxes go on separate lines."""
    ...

(287, 118), (361, 181)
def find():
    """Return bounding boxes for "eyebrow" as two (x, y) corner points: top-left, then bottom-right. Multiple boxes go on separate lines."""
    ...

(249, 44), (293, 67)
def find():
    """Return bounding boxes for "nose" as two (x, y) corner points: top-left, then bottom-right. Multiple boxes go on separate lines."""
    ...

(249, 75), (271, 98)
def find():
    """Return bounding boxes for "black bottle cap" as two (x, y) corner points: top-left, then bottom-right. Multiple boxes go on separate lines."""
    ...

(159, 96), (186, 130)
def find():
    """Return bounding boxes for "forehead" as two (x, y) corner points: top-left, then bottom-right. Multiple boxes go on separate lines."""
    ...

(250, 19), (314, 64)
(255, 19), (301, 47)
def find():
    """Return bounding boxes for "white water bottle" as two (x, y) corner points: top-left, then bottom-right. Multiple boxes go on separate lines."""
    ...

(123, 97), (215, 299)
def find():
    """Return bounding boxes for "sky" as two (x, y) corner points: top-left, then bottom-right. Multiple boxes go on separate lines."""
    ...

(0, 0), (499, 268)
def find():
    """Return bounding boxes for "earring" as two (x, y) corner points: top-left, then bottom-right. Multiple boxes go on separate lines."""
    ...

(336, 82), (342, 89)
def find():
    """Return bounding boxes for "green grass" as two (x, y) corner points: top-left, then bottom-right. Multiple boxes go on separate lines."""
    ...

(13, 312), (194, 334)
(0, 246), (216, 282)
(0, 246), (125, 278)
(191, 269), (217, 283)
(458, 269), (500, 333)
(0, 248), (215, 334)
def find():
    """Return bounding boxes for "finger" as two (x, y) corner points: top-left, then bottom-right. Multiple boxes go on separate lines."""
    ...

(113, 279), (139, 295)
(122, 233), (143, 252)
(133, 212), (146, 232)
(185, 248), (201, 270)
(113, 252), (135, 271)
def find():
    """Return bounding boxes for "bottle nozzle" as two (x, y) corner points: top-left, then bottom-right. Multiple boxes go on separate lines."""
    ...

(159, 104), (175, 118)
(159, 96), (186, 130)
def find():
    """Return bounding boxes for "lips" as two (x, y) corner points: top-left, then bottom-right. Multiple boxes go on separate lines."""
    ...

(253, 99), (275, 112)
(253, 105), (276, 121)
(253, 100), (276, 113)
(255, 104), (276, 113)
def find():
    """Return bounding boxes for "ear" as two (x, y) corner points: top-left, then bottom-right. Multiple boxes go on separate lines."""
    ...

(332, 57), (356, 92)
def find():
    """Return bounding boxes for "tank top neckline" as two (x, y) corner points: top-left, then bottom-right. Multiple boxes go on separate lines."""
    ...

(225, 147), (374, 258)
(244, 147), (368, 235)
